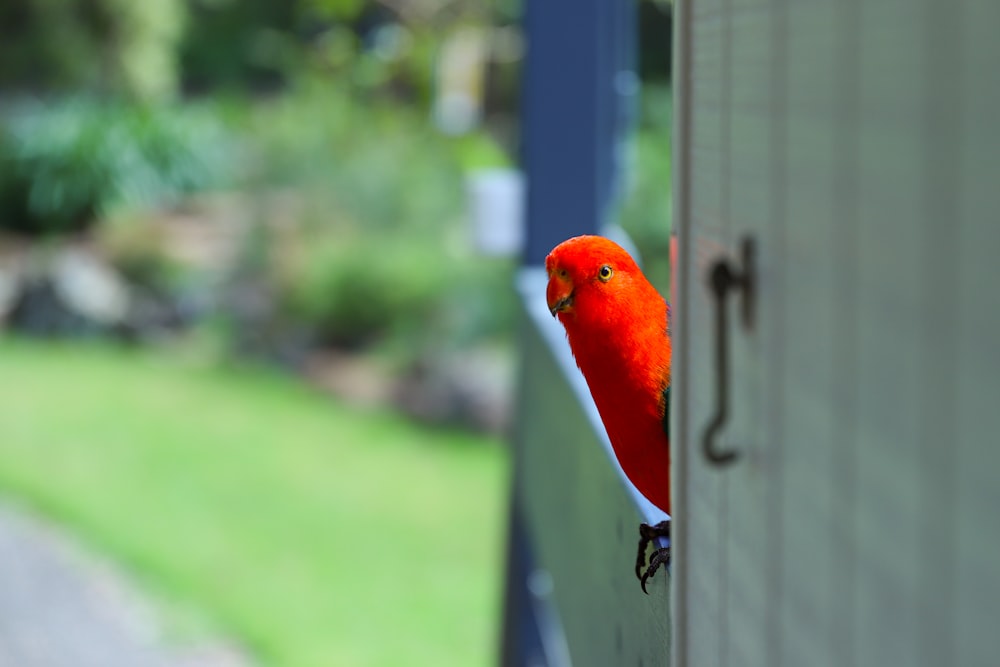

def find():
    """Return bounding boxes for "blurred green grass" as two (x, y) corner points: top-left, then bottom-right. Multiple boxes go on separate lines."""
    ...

(0, 337), (507, 667)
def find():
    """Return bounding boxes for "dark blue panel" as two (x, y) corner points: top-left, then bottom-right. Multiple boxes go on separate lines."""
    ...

(521, 0), (637, 265)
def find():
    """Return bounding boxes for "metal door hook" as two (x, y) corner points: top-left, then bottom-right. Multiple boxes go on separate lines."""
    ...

(702, 238), (755, 466)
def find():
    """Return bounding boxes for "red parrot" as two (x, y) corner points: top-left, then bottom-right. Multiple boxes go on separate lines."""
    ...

(545, 235), (671, 592)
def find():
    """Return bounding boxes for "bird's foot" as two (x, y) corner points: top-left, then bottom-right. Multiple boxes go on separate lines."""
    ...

(640, 546), (671, 593)
(635, 520), (671, 594)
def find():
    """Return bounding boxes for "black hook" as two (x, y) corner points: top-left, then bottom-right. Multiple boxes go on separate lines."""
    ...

(702, 238), (755, 466)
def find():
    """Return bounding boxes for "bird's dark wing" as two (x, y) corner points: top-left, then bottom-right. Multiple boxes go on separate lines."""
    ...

(661, 385), (670, 438)
(662, 299), (671, 438)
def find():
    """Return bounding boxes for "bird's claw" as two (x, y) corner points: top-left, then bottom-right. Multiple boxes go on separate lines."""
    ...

(635, 520), (671, 594)
(640, 546), (671, 594)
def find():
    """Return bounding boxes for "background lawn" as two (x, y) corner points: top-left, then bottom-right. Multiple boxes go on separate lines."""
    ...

(0, 338), (508, 667)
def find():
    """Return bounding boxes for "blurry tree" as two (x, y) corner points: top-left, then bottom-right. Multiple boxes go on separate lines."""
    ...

(180, 0), (301, 93)
(179, 0), (510, 106)
(0, 99), (228, 236)
(303, 0), (486, 107)
(639, 0), (672, 82)
(0, 0), (186, 100)
(102, 0), (187, 100)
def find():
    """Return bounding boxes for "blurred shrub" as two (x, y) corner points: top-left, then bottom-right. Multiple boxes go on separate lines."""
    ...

(451, 132), (512, 171)
(0, 0), (185, 100)
(215, 83), (517, 358)
(440, 254), (518, 346)
(235, 83), (465, 234)
(282, 235), (451, 349)
(279, 234), (517, 352)
(97, 213), (182, 293)
(0, 99), (229, 236)
(639, 0), (673, 83)
(103, 0), (187, 100)
(180, 0), (300, 93)
(620, 84), (672, 286)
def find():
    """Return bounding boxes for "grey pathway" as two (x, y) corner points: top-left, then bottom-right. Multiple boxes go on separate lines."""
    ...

(0, 504), (253, 667)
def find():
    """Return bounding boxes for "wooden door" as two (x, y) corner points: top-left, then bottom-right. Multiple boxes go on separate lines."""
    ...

(672, 1), (1000, 666)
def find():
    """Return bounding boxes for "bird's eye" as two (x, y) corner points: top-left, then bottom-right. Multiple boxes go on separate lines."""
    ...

(598, 265), (614, 282)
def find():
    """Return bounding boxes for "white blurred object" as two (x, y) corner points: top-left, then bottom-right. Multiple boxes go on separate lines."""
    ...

(466, 169), (524, 257)
(434, 27), (486, 135)
(371, 23), (412, 62)
(51, 248), (129, 325)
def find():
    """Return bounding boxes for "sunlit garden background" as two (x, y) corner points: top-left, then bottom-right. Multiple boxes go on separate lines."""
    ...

(0, 0), (671, 665)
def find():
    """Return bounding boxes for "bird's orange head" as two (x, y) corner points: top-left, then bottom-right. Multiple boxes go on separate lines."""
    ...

(544, 234), (672, 516)
(545, 235), (646, 326)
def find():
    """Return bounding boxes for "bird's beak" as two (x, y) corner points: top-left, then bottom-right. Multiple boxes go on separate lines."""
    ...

(548, 293), (573, 317)
(546, 277), (574, 317)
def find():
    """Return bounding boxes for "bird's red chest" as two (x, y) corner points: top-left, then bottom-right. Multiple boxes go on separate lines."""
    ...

(563, 311), (672, 513)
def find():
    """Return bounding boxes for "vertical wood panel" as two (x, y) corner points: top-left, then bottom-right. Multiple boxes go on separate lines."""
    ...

(725, 1), (774, 666)
(676, 0), (1000, 666)
(953, 4), (1000, 666)
(775, 2), (840, 664)
(914, 2), (961, 666)
(678, 1), (725, 666)
(851, 3), (925, 665)
(826, 0), (863, 661)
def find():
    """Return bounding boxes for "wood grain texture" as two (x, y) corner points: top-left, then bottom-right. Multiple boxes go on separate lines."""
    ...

(674, 0), (1000, 665)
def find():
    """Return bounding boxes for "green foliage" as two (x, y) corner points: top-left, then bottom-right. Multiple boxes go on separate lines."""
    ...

(451, 132), (512, 172)
(303, 0), (366, 20)
(0, 339), (506, 667)
(0, 99), (229, 235)
(179, 0), (300, 92)
(100, 0), (187, 100)
(638, 0), (673, 83)
(236, 83), (465, 234)
(281, 230), (518, 352)
(232, 83), (522, 358)
(620, 84), (672, 285)
(0, 0), (185, 99)
(284, 235), (453, 348)
(97, 214), (185, 294)
(440, 256), (519, 346)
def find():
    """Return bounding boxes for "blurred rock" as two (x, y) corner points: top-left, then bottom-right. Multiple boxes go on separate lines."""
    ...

(302, 350), (394, 408)
(8, 279), (105, 338)
(51, 247), (129, 325)
(5, 244), (128, 337)
(0, 245), (25, 322)
(119, 285), (188, 342)
(2, 241), (197, 341)
(392, 347), (513, 435)
(303, 346), (513, 435)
